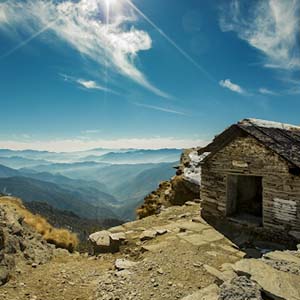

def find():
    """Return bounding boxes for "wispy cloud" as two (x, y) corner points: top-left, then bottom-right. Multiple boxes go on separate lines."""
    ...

(133, 102), (187, 116)
(60, 73), (118, 94)
(220, 0), (300, 70)
(219, 79), (245, 94)
(0, 137), (209, 152)
(0, 0), (169, 98)
(259, 88), (278, 95)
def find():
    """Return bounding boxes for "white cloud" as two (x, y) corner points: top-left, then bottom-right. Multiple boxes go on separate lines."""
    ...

(0, 0), (169, 98)
(219, 79), (244, 94)
(220, 0), (300, 70)
(259, 88), (278, 95)
(0, 137), (209, 152)
(77, 79), (106, 91)
(60, 73), (118, 94)
(133, 102), (187, 116)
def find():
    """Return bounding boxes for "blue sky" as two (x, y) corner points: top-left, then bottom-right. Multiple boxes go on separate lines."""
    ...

(0, 0), (299, 151)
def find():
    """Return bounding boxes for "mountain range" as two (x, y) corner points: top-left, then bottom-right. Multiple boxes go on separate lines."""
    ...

(0, 148), (181, 220)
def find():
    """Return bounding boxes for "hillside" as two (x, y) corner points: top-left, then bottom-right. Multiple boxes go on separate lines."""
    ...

(0, 156), (51, 169)
(25, 201), (122, 247)
(0, 176), (118, 220)
(1, 196), (299, 300)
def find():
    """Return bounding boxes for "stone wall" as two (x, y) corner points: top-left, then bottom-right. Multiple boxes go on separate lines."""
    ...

(200, 135), (300, 233)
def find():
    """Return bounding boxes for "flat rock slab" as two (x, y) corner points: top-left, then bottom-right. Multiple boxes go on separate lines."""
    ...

(218, 245), (238, 254)
(179, 234), (209, 246)
(141, 241), (170, 253)
(263, 251), (300, 265)
(181, 284), (219, 300)
(204, 265), (236, 283)
(139, 230), (157, 241)
(108, 225), (125, 233)
(233, 259), (300, 300)
(201, 229), (224, 242)
(110, 232), (126, 241)
(177, 221), (209, 233)
(178, 228), (224, 246)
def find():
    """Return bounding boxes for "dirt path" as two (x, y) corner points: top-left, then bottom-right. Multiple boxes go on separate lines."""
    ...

(1, 252), (114, 300)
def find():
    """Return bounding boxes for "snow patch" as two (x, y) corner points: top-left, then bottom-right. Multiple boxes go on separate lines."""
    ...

(240, 119), (300, 131)
(183, 151), (210, 186)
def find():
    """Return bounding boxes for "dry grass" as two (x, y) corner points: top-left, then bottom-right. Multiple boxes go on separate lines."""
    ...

(0, 197), (78, 252)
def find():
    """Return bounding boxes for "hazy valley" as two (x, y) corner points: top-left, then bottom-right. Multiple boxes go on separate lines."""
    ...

(0, 148), (181, 222)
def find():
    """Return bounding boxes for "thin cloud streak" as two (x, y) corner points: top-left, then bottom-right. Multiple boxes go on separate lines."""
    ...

(133, 102), (187, 116)
(259, 88), (278, 96)
(0, 20), (56, 59)
(60, 73), (119, 95)
(125, 0), (216, 84)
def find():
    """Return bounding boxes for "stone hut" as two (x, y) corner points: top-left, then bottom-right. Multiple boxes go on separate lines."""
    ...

(200, 118), (300, 238)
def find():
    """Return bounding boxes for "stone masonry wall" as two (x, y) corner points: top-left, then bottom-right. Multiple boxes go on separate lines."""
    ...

(200, 135), (300, 233)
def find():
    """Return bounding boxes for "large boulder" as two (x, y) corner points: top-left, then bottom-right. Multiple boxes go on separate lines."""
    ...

(89, 230), (125, 254)
(0, 200), (54, 286)
(233, 259), (300, 300)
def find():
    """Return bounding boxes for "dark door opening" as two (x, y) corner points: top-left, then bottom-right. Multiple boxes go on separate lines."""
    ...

(227, 175), (263, 226)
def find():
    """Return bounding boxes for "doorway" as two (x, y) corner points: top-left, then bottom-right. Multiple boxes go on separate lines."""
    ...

(227, 175), (263, 225)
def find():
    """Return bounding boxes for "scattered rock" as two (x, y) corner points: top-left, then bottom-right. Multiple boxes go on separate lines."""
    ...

(89, 230), (124, 254)
(156, 229), (168, 236)
(219, 276), (262, 300)
(233, 259), (300, 300)
(115, 259), (137, 271)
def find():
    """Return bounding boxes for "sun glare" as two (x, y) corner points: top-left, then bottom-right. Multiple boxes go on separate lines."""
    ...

(104, 0), (122, 22)
(104, 0), (119, 11)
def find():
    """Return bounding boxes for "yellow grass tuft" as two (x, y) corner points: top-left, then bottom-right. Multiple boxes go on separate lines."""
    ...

(0, 197), (78, 252)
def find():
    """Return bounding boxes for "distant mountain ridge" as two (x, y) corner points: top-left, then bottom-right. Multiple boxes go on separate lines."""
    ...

(0, 147), (181, 221)
(82, 149), (182, 164)
(0, 176), (117, 220)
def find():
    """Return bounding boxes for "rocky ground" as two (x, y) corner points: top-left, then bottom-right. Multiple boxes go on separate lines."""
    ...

(1, 200), (300, 300)
(136, 148), (201, 219)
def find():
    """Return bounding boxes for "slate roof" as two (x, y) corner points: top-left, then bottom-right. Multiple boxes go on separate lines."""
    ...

(201, 118), (300, 168)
